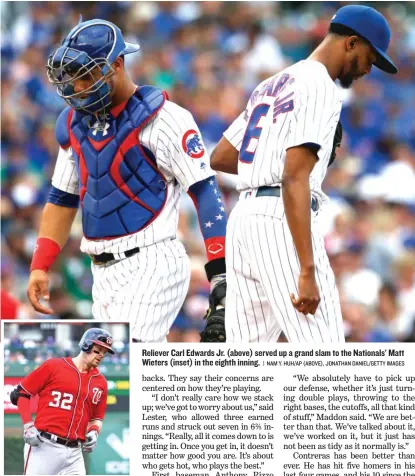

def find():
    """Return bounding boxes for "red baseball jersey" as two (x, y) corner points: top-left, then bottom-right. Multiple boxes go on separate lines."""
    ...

(20, 357), (108, 441)
(1, 290), (19, 319)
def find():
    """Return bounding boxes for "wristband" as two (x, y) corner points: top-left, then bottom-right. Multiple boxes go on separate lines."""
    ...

(88, 425), (100, 434)
(30, 238), (61, 273)
(205, 258), (226, 282)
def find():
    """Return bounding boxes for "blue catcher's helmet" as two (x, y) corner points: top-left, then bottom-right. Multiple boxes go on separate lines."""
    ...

(47, 18), (140, 115)
(79, 327), (115, 354)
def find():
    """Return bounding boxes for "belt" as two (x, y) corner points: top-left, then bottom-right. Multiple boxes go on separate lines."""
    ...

(40, 431), (80, 448)
(254, 186), (319, 212)
(90, 247), (140, 265)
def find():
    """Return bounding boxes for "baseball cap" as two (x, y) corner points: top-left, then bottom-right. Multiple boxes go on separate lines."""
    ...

(330, 5), (397, 74)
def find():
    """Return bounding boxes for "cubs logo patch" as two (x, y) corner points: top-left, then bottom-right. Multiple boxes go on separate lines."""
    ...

(106, 337), (112, 345)
(182, 129), (204, 159)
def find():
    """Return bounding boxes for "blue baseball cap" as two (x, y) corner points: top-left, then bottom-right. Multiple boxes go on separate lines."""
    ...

(330, 5), (397, 74)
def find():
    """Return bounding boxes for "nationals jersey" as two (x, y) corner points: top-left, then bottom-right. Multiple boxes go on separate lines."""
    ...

(224, 59), (342, 204)
(20, 358), (107, 441)
(52, 97), (215, 255)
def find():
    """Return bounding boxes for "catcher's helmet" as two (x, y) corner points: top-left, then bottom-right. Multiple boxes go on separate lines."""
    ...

(79, 328), (115, 354)
(46, 18), (140, 115)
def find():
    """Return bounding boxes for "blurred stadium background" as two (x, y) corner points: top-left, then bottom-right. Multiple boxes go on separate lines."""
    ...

(3, 322), (129, 475)
(1, 1), (414, 342)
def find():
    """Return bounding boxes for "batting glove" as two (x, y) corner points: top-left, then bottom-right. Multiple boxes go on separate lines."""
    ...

(23, 422), (43, 447)
(82, 430), (98, 453)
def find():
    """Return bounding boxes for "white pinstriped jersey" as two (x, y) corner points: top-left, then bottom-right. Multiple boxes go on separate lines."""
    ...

(51, 100), (215, 255)
(224, 59), (345, 343)
(224, 59), (342, 203)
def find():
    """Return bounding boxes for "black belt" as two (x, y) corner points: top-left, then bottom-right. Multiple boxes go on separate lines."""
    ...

(40, 431), (80, 448)
(255, 186), (319, 212)
(90, 247), (140, 265)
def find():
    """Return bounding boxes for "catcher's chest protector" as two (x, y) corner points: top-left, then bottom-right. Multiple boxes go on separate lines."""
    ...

(69, 86), (167, 239)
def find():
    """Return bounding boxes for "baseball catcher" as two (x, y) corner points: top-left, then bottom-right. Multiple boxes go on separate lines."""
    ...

(26, 18), (227, 342)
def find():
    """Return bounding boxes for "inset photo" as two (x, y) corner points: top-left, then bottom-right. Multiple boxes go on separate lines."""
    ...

(3, 322), (130, 476)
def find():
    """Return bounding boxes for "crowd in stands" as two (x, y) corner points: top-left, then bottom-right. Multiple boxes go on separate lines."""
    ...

(1, 2), (414, 342)
(3, 331), (129, 365)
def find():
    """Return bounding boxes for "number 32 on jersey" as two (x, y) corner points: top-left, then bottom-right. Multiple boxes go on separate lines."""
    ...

(240, 73), (294, 164)
(49, 391), (74, 410)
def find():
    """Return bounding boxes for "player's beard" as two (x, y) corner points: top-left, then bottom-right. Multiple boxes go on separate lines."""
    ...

(339, 57), (359, 89)
(92, 356), (102, 367)
(88, 354), (102, 368)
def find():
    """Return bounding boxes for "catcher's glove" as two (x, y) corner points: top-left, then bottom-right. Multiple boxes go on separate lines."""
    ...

(200, 279), (226, 343)
(328, 120), (343, 167)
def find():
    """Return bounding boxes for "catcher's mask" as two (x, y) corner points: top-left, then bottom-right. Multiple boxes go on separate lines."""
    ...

(46, 18), (139, 116)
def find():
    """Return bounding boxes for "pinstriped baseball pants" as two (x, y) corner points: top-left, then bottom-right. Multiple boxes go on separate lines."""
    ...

(226, 194), (345, 343)
(91, 239), (190, 342)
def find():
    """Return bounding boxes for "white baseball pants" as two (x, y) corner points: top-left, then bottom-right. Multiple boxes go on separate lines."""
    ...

(91, 238), (190, 342)
(226, 193), (345, 343)
(24, 439), (85, 475)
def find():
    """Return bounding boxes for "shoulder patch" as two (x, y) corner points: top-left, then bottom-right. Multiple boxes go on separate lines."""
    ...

(55, 107), (72, 149)
(182, 129), (204, 159)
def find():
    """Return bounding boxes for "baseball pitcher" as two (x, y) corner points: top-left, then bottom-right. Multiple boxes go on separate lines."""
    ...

(10, 328), (112, 475)
(26, 19), (227, 342)
(210, 6), (397, 343)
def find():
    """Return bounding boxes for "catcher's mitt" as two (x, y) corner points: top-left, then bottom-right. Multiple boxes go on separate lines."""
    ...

(200, 279), (226, 343)
(328, 120), (343, 167)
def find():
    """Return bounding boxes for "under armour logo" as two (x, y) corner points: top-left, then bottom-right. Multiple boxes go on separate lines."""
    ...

(91, 121), (110, 136)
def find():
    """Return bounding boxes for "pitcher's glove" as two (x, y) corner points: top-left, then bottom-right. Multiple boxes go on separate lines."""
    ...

(200, 279), (226, 343)
(328, 120), (343, 167)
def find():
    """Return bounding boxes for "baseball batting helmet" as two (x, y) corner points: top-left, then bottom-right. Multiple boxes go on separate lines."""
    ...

(79, 328), (115, 354)
(46, 18), (140, 115)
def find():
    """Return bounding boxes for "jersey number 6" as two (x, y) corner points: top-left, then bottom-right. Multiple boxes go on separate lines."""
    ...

(239, 95), (294, 164)
(239, 104), (270, 164)
(49, 391), (74, 410)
